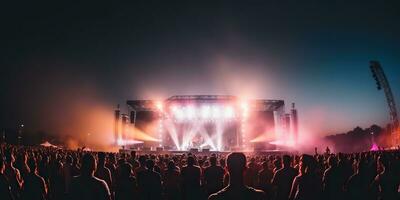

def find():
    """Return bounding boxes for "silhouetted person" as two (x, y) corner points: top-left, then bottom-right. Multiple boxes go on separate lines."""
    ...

(371, 155), (399, 200)
(128, 151), (139, 170)
(322, 156), (343, 200)
(204, 155), (224, 196)
(244, 157), (258, 188)
(163, 160), (181, 200)
(208, 152), (265, 200)
(346, 158), (371, 200)
(134, 155), (147, 176)
(5, 151), (22, 199)
(0, 155), (14, 200)
(48, 154), (64, 200)
(289, 154), (322, 200)
(325, 147), (331, 155)
(257, 161), (273, 199)
(219, 158), (229, 187)
(38, 155), (49, 186)
(336, 153), (352, 191)
(114, 162), (137, 200)
(15, 153), (30, 181)
(181, 156), (203, 200)
(136, 159), (162, 200)
(271, 155), (297, 200)
(70, 155), (80, 177)
(95, 152), (113, 192)
(105, 153), (117, 185)
(69, 153), (111, 200)
(21, 157), (47, 200)
(63, 155), (73, 194)
(272, 158), (282, 173)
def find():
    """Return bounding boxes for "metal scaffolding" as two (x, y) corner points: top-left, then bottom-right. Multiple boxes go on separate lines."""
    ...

(370, 61), (399, 145)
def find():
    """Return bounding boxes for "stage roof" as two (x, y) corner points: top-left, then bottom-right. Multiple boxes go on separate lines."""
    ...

(127, 95), (284, 112)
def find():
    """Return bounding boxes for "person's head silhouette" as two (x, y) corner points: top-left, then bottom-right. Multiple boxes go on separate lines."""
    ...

(130, 151), (136, 160)
(81, 153), (97, 176)
(299, 154), (316, 175)
(299, 154), (311, 174)
(98, 152), (106, 166)
(282, 155), (291, 167)
(120, 162), (133, 177)
(327, 156), (337, 168)
(357, 158), (367, 174)
(378, 154), (390, 171)
(261, 161), (268, 170)
(187, 156), (195, 166)
(226, 152), (246, 186)
(139, 155), (146, 167)
(5, 150), (14, 165)
(167, 160), (176, 171)
(210, 156), (217, 166)
(209, 153), (266, 200)
(27, 157), (37, 173)
(146, 159), (155, 171)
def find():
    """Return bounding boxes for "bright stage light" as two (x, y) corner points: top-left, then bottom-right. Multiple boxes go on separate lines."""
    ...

(117, 138), (144, 146)
(117, 138), (124, 146)
(155, 101), (163, 111)
(186, 106), (196, 119)
(241, 103), (247, 110)
(240, 101), (249, 110)
(201, 105), (211, 119)
(171, 105), (177, 110)
(170, 104), (238, 120)
(224, 106), (234, 118)
(171, 106), (184, 120)
(212, 106), (221, 118)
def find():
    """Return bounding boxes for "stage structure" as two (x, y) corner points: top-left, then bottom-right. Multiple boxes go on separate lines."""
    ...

(115, 95), (298, 152)
(370, 61), (399, 146)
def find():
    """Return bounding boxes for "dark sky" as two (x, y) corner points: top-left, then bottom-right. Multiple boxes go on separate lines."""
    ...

(1, 1), (400, 137)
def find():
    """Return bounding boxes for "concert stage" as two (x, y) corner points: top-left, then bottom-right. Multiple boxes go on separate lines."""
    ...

(115, 95), (298, 152)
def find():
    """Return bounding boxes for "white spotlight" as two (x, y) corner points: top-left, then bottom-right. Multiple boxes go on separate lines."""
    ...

(117, 138), (125, 146)
(224, 106), (234, 118)
(171, 105), (177, 111)
(186, 106), (196, 120)
(172, 106), (184, 120)
(201, 105), (210, 119)
(240, 101), (249, 110)
(212, 106), (221, 118)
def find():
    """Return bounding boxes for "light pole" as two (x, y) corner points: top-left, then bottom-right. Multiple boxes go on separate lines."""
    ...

(86, 133), (91, 148)
(2, 130), (5, 143)
(18, 124), (24, 145)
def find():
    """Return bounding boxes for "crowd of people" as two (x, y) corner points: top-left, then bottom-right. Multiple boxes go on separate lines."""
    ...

(0, 144), (399, 200)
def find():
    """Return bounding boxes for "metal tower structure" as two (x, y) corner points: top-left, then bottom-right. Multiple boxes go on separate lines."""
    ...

(114, 104), (120, 145)
(291, 103), (299, 144)
(370, 61), (399, 145)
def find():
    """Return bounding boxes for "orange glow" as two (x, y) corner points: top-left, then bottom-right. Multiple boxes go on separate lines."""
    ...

(249, 132), (274, 143)
(49, 101), (114, 150)
(155, 101), (163, 111)
(269, 140), (296, 147)
(126, 125), (161, 142)
(65, 138), (80, 150)
(239, 99), (249, 110)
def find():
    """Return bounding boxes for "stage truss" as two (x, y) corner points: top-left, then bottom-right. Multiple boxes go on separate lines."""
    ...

(124, 95), (287, 151)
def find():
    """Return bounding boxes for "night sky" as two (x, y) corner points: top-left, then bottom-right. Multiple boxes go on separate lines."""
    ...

(1, 1), (400, 138)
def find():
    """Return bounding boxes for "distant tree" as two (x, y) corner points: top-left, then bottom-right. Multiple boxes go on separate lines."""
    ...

(325, 124), (387, 152)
